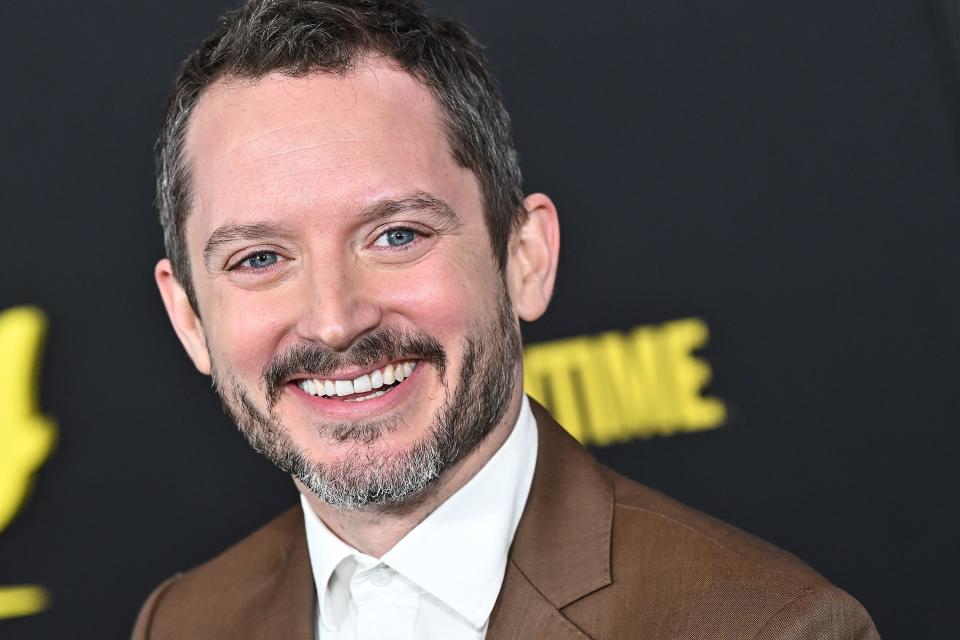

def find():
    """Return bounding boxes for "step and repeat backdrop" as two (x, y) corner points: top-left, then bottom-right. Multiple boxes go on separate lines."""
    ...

(2, 1), (958, 637)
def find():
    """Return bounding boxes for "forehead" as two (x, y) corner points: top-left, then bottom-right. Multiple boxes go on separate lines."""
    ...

(184, 58), (471, 243)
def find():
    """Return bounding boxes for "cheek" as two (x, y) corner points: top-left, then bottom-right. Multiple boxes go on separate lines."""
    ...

(204, 289), (292, 378)
(374, 248), (502, 339)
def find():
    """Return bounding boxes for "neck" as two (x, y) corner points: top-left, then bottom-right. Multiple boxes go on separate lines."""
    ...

(296, 387), (525, 558)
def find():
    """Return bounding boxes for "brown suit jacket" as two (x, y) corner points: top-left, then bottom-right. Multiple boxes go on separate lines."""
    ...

(133, 402), (879, 639)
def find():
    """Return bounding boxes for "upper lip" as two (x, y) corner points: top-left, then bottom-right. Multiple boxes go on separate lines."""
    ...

(284, 357), (417, 384)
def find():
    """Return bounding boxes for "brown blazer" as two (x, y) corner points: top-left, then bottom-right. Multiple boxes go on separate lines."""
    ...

(133, 402), (879, 639)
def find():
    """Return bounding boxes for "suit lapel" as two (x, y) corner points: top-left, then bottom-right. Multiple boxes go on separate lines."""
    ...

(240, 508), (317, 640)
(488, 400), (614, 639)
(251, 402), (610, 640)
(486, 560), (590, 639)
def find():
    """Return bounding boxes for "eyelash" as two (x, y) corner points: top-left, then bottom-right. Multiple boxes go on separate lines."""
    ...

(228, 249), (284, 273)
(225, 224), (432, 273)
(372, 225), (432, 250)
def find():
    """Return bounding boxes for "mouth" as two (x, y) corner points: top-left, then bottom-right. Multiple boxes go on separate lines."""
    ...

(292, 360), (418, 403)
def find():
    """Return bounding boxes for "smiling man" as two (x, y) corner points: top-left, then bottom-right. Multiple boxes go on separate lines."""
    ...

(134, 1), (878, 639)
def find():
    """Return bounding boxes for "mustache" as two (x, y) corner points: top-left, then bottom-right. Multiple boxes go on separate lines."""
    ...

(262, 327), (447, 406)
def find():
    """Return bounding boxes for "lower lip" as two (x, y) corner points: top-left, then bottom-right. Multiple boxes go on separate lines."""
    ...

(287, 363), (426, 418)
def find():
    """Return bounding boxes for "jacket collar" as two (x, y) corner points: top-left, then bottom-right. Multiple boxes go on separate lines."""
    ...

(300, 396), (539, 631)
(487, 400), (613, 639)
(266, 399), (613, 640)
(237, 508), (316, 640)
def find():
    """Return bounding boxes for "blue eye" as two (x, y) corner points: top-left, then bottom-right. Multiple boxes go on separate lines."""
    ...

(376, 228), (418, 247)
(240, 251), (279, 269)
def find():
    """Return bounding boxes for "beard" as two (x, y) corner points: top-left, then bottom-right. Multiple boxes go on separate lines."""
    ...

(210, 287), (522, 511)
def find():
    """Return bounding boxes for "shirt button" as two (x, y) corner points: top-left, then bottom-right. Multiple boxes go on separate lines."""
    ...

(369, 566), (392, 587)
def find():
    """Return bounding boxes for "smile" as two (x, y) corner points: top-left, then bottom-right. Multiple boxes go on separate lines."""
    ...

(295, 361), (418, 402)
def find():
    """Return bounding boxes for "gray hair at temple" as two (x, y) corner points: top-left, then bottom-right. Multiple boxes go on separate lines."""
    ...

(155, 0), (525, 313)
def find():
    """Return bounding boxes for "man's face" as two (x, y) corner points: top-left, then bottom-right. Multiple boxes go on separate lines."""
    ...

(174, 60), (526, 509)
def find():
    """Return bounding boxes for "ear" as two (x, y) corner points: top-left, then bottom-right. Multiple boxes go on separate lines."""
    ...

(505, 193), (560, 322)
(155, 259), (211, 375)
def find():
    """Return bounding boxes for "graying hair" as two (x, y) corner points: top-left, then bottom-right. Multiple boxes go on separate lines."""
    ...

(213, 286), (521, 510)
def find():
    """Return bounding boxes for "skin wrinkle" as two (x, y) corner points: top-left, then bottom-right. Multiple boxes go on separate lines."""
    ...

(197, 69), (429, 169)
(196, 141), (365, 215)
(157, 59), (559, 554)
(195, 66), (523, 503)
(156, 6), (530, 318)
(190, 71), (438, 172)
(261, 326), (449, 408)
(201, 192), (461, 269)
(352, 192), (459, 226)
(192, 176), (458, 276)
(240, 138), (365, 162)
(212, 286), (520, 511)
(196, 74), (365, 147)
(207, 119), (388, 172)
(211, 286), (521, 510)
(203, 222), (296, 266)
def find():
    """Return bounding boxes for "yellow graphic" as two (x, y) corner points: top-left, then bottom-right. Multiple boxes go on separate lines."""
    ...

(0, 306), (56, 620)
(524, 318), (726, 445)
(0, 586), (49, 621)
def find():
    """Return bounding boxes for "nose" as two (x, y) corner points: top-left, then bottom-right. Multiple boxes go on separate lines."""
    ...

(296, 262), (382, 351)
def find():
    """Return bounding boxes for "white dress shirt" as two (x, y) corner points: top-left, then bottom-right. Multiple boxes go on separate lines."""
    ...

(301, 396), (538, 640)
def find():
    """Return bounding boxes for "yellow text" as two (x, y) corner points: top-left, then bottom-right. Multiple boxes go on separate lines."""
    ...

(0, 306), (56, 619)
(524, 318), (726, 445)
(0, 586), (49, 621)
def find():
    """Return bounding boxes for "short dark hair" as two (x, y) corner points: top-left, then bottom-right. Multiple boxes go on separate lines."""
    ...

(156, 0), (525, 313)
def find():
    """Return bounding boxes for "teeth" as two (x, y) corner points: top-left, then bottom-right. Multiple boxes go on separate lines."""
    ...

(345, 389), (388, 402)
(353, 373), (372, 394)
(298, 361), (418, 398)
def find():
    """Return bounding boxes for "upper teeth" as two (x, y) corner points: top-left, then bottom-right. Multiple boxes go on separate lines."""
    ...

(297, 361), (416, 397)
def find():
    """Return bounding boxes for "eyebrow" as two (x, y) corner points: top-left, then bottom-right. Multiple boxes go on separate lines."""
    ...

(203, 222), (293, 267)
(355, 191), (460, 226)
(202, 191), (459, 266)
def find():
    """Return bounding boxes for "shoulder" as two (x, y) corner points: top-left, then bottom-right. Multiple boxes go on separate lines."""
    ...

(132, 507), (311, 640)
(571, 466), (879, 639)
(520, 402), (878, 637)
(605, 467), (830, 590)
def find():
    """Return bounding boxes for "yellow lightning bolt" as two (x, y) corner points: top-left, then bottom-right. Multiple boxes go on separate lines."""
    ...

(0, 306), (56, 620)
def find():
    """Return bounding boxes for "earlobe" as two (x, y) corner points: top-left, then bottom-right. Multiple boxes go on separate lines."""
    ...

(155, 259), (211, 375)
(506, 193), (560, 322)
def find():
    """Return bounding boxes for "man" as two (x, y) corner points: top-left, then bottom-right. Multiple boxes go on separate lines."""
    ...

(135, 0), (879, 637)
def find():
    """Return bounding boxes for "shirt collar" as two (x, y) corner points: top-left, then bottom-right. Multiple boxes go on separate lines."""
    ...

(300, 493), (372, 630)
(301, 395), (539, 629)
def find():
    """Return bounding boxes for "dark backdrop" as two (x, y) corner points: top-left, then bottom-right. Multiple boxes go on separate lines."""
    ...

(2, 1), (958, 638)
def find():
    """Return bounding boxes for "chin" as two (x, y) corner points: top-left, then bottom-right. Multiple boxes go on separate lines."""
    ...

(213, 289), (522, 510)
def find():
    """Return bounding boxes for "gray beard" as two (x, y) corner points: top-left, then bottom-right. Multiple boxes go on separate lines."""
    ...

(211, 290), (521, 511)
